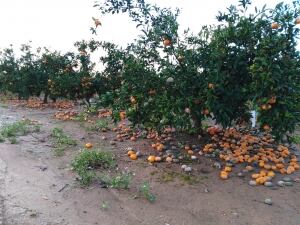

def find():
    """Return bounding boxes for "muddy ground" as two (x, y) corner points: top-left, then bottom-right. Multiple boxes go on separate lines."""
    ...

(0, 104), (300, 225)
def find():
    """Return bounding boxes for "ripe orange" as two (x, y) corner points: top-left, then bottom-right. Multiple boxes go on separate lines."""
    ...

(271, 22), (280, 29)
(208, 83), (215, 89)
(130, 153), (138, 160)
(155, 156), (162, 162)
(85, 143), (93, 149)
(224, 166), (232, 172)
(263, 124), (270, 131)
(268, 96), (276, 104)
(130, 136), (137, 141)
(148, 89), (156, 95)
(177, 55), (184, 62)
(130, 96), (137, 104)
(148, 155), (156, 163)
(163, 39), (172, 46)
(220, 171), (228, 180)
(127, 150), (135, 156)
(166, 157), (173, 163)
(203, 109), (210, 115)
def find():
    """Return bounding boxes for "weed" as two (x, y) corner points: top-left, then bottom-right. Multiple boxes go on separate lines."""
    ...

(101, 201), (109, 210)
(8, 136), (18, 144)
(160, 171), (176, 183)
(74, 106), (97, 122)
(0, 103), (8, 108)
(51, 127), (76, 156)
(87, 119), (109, 132)
(72, 150), (115, 186)
(0, 119), (41, 142)
(1, 119), (32, 137)
(139, 182), (156, 203)
(100, 172), (132, 189)
(74, 112), (89, 122)
(159, 171), (206, 185)
(290, 135), (300, 144)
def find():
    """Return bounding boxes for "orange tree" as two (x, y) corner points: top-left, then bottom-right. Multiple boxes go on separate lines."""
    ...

(73, 40), (101, 105)
(95, 0), (209, 131)
(0, 46), (19, 95)
(248, 1), (300, 139)
(95, 0), (300, 139)
(204, 0), (300, 139)
(0, 44), (44, 100)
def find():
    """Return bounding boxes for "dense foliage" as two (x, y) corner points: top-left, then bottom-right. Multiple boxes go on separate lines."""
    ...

(0, 0), (299, 140)
(92, 0), (300, 139)
(0, 40), (101, 104)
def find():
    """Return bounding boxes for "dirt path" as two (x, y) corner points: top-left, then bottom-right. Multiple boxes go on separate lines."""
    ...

(0, 105), (300, 225)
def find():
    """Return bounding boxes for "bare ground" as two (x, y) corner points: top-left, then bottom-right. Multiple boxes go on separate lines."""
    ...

(0, 105), (300, 225)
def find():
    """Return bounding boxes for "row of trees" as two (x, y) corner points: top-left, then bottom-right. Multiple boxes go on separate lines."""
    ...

(94, 0), (300, 139)
(0, 0), (299, 140)
(0, 40), (108, 104)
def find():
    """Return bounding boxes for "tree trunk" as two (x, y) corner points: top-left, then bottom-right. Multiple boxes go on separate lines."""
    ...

(43, 93), (48, 104)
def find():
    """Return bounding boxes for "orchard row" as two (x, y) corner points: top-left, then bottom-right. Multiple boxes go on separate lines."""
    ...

(1, 0), (300, 140)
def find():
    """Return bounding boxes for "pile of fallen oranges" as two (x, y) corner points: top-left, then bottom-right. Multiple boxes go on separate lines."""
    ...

(97, 109), (112, 118)
(54, 111), (78, 121)
(204, 126), (299, 184)
(9, 99), (74, 109)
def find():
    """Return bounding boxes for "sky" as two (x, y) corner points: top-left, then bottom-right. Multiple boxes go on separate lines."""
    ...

(0, 0), (294, 53)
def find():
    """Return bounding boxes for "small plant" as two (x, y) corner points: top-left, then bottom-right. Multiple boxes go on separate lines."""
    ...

(100, 172), (132, 189)
(87, 119), (109, 132)
(138, 182), (156, 203)
(74, 111), (89, 122)
(100, 201), (109, 210)
(290, 135), (300, 144)
(72, 149), (116, 186)
(74, 106), (98, 122)
(8, 136), (17, 144)
(51, 127), (77, 156)
(0, 119), (41, 142)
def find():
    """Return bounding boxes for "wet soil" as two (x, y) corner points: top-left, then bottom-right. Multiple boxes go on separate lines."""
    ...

(0, 105), (300, 225)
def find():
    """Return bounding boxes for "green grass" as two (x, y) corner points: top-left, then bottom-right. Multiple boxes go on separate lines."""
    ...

(74, 111), (89, 122)
(74, 106), (98, 122)
(159, 171), (206, 185)
(0, 103), (8, 108)
(290, 135), (300, 144)
(51, 127), (77, 156)
(0, 119), (41, 143)
(138, 182), (156, 203)
(86, 119), (110, 132)
(100, 172), (132, 189)
(72, 149), (116, 186)
(8, 136), (18, 144)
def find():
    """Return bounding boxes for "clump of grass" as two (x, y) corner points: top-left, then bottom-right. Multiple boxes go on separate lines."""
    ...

(74, 111), (89, 122)
(51, 127), (77, 156)
(0, 119), (41, 143)
(72, 150), (116, 186)
(100, 201), (109, 210)
(159, 171), (205, 185)
(87, 119), (109, 132)
(290, 135), (300, 144)
(8, 136), (18, 144)
(100, 172), (132, 189)
(74, 106), (98, 122)
(139, 182), (156, 203)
